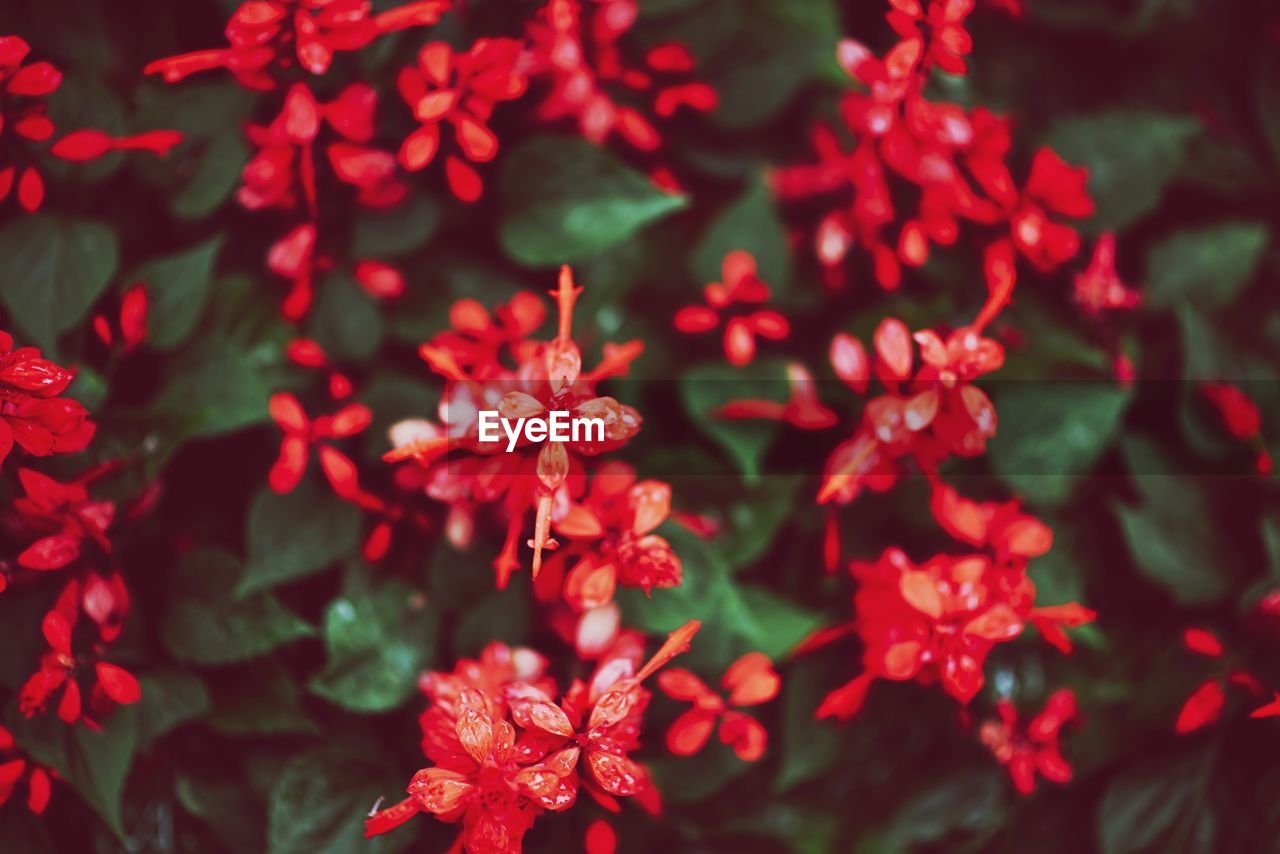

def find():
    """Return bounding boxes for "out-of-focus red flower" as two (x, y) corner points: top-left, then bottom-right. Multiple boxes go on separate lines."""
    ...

(525, 0), (717, 153)
(0, 724), (53, 814)
(1176, 679), (1226, 734)
(395, 39), (526, 201)
(354, 260), (406, 300)
(714, 362), (839, 430)
(674, 251), (790, 366)
(1073, 233), (1141, 314)
(286, 337), (353, 399)
(51, 129), (183, 161)
(10, 468), (114, 571)
(365, 621), (700, 851)
(0, 36), (62, 212)
(1251, 692), (1280, 719)
(1201, 382), (1271, 474)
(658, 652), (779, 761)
(144, 0), (451, 88)
(93, 284), (149, 352)
(0, 330), (95, 471)
(386, 267), (651, 588)
(19, 575), (140, 727)
(268, 393), (371, 494)
(1182, 627), (1225, 658)
(585, 819), (617, 854)
(979, 689), (1076, 795)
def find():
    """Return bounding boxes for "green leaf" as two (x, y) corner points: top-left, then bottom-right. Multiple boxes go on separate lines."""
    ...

(704, 0), (840, 129)
(1146, 221), (1270, 309)
(690, 177), (791, 293)
(647, 741), (753, 805)
(136, 671), (210, 749)
(1114, 438), (1233, 604)
(774, 656), (845, 792)
(163, 549), (314, 664)
(988, 381), (1131, 506)
(619, 525), (820, 671)
(7, 705), (139, 838)
(208, 659), (319, 736)
(1098, 744), (1217, 854)
(150, 339), (272, 438)
(129, 235), (224, 348)
(172, 131), (249, 220)
(0, 215), (119, 349)
(351, 195), (442, 257)
(308, 272), (384, 363)
(882, 767), (1007, 850)
(1044, 111), (1200, 232)
(717, 476), (804, 571)
(680, 358), (790, 481)
(268, 747), (406, 854)
(237, 479), (362, 598)
(177, 772), (267, 853)
(309, 583), (437, 713)
(498, 136), (687, 266)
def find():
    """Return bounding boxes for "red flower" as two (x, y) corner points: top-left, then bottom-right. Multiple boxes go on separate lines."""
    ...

(92, 284), (149, 353)
(144, 0), (451, 88)
(365, 621), (700, 852)
(10, 468), (114, 571)
(0, 330), (95, 470)
(1201, 382), (1271, 474)
(979, 689), (1077, 795)
(0, 724), (52, 815)
(395, 39), (527, 201)
(524, 0), (717, 152)
(0, 36), (62, 212)
(50, 129), (183, 161)
(1251, 692), (1280, 719)
(1073, 233), (1141, 314)
(386, 267), (649, 587)
(536, 462), (682, 612)
(658, 652), (780, 761)
(19, 575), (140, 727)
(674, 251), (790, 366)
(267, 393), (371, 494)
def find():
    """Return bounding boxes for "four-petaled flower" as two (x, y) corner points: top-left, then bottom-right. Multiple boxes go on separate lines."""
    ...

(674, 251), (790, 366)
(979, 689), (1076, 795)
(658, 652), (780, 761)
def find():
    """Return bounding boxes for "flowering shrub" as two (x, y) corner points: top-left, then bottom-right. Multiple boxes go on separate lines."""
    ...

(0, 0), (1278, 852)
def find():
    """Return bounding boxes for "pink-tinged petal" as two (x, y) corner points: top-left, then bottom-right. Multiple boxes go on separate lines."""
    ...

(665, 709), (716, 756)
(95, 663), (141, 705)
(18, 535), (80, 570)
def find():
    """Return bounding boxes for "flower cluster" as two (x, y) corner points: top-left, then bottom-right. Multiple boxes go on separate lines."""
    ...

(811, 481), (1093, 720)
(386, 266), (661, 596)
(365, 621), (700, 853)
(524, 0), (718, 157)
(770, 1), (1091, 294)
(0, 332), (95, 478)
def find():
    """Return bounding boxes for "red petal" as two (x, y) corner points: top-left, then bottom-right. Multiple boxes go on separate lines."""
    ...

(95, 663), (141, 705)
(1175, 680), (1225, 734)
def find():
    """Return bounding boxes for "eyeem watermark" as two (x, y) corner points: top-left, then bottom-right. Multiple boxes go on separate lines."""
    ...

(477, 410), (605, 452)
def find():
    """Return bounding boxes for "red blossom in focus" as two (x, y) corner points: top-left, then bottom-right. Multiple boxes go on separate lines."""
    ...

(524, 0), (717, 155)
(673, 251), (790, 366)
(979, 689), (1076, 795)
(396, 38), (527, 202)
(9, 468), (114, 572)
(365, 621), (700, 852)
(0, 330), (95, 471)
(811, 482), (1092, 720)
(0, 724), (52, 815)
(658, 652), (779, 761)
(386, 266), (652, 588)
(19, 574), (140, 727)
(268, 392), (371, 494)
(144, 0), (451, 88)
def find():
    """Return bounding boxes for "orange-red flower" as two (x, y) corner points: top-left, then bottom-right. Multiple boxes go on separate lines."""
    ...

(979, 689), (1076, 795)
(658, 652), (780, 761)
(268, 393), (371, 494)
(674, 251), (790, 367)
